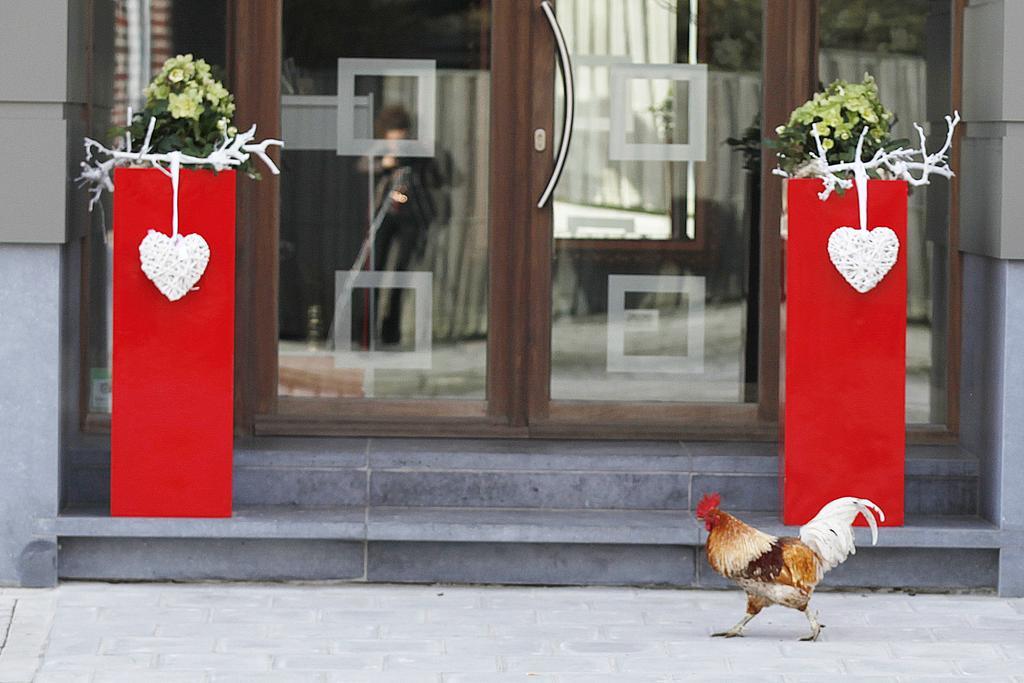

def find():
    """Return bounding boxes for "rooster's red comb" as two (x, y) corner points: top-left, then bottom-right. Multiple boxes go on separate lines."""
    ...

(695, 492), (721, 519)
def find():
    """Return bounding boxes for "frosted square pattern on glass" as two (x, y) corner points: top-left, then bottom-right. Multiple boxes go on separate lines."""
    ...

(336, 58), (435, 158)
(333, 270), (433, 369)
(609, 63), (707, 162)
(607, 275), (705, 374)
(624, 78), (690, 145)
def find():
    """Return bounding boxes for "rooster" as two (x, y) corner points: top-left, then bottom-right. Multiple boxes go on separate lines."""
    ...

(696, 492), (884, 641)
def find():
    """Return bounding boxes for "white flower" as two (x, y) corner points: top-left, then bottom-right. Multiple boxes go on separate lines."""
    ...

(168, 91), (203, 120)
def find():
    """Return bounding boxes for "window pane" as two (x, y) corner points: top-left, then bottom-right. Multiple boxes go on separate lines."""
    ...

(819, 0), (954, 425)
(550, 0), (762, 403)
(279, 0), (490, 400)
(85, 0), (228, 415)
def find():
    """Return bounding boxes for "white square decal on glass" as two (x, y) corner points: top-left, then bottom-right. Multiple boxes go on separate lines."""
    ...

(607, 274), (705, 374)
(337, 58), (436, 158)
(608, 63), (708, 162)
(334, 270), (433, 369)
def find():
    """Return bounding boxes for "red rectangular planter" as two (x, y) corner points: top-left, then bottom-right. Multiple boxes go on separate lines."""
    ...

(782, 178), (906, 526)
(111, 168), (236, 517)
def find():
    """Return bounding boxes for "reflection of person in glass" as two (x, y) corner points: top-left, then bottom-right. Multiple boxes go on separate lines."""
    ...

(371, 105), (440, 345)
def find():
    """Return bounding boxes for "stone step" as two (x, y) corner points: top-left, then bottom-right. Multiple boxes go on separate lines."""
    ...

(56, 505), (999, 547)
(54, 506), (1005, 590)
(62, 439), (980, 515)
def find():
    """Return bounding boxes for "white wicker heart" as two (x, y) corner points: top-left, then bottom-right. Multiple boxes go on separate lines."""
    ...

(139, 229), (211, 301)
(826, 226), (899, 294)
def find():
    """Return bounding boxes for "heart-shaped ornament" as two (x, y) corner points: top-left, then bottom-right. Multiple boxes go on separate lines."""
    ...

(138, 229), (211, 301)
(826, 226), (899, 293)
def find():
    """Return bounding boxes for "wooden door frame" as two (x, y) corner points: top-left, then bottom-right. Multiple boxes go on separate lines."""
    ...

(225, 0), (964, 442)
(236, 0), (534, 437)
(230, 0), (281, 435)
(521, 0), (818, 439)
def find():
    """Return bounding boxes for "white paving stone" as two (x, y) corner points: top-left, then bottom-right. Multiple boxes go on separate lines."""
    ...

(272, 653), (384, 671)
(443, 637), (548, 655)
(2, 582), (1021, 680)
(157, 652), (272, 671)
(211, 674), (321, 683)
(31, 673), (93, 683)
(614, 655), (727, 673)
(844, 657), (960, 675)
(381, 622), (489, 639)
(501, 654), (614, 673)
(383, 653), (499, 673)
(216, 635), (333, 654)
(101, 636), (217, 655)
(328, 674), (439, 683)
(94, 673), (206, 683)
(956, 659), (1024, 676)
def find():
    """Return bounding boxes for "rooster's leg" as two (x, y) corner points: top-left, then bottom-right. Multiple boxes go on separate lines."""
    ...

(711, 612), (754, 638)
(712, 594), (764, 638)
(798, 608), (822, 641)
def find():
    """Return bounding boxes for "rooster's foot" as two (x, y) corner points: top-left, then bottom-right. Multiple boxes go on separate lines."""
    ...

(711, 628), (745, 638)
(799, 610), (822, 641)
(711, 612), (756, 638)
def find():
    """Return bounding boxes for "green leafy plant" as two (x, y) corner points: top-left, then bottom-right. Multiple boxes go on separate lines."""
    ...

(116, 54), (257, 177)
(772, 74), (905, 177)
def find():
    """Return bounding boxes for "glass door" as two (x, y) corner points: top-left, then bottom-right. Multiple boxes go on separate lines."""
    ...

(527, 0), (771, 432)
(274, 1), (496, 418)
(243, 0), (788, 436)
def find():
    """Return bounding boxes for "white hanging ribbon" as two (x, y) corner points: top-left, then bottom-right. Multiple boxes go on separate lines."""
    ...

(169, 151), (181, 239)
(851, 127), (870, 231)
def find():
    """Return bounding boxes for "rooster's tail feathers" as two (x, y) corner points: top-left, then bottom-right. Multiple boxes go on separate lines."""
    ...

(798, 497), (885, 574)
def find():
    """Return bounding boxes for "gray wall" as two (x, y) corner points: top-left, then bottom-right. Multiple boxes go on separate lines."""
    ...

(0, 0), (71, 243)
(0, 0), (102, 586)
(0, 245), (61, 586)
(961, 0), (1024, 258)
(960, 0), (1024, 596)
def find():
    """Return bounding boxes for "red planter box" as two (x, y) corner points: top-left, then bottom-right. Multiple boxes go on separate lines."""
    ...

(782, 178), (906, 526)
(111, 168), (235, 517)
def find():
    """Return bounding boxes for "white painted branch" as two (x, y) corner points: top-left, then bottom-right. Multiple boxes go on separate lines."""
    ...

(138, 116), (156, 158)
(77, 116), (284, 211)
(775, 111), (960, 203)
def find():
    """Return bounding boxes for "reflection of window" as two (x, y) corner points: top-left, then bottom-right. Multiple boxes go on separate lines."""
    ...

(550, 0), (759, 405)
(818, 0), (954, 426)
(83, 0), (228, 419)
(277, 1), (489, 402)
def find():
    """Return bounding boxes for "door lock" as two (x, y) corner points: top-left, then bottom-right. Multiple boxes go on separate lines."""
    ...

(534, 128), (547, 152)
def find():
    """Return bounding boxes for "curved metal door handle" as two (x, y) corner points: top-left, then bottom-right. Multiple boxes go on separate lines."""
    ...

(537, 0), (575, 209)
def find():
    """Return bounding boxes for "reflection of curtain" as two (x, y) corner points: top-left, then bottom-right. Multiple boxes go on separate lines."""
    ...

(555, 0), (679, 210)
(819, 49), (931, 320)
(555, 69), (760, 214)
(547, 0), (762, 304)
(408, 70), (490, 341)
(553, 65), (761, 304)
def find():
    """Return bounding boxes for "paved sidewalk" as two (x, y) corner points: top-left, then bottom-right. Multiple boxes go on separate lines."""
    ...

(0, 583), (1022, 682)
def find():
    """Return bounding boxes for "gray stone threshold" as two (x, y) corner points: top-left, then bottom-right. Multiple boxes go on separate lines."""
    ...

(54, 506), (1001, 548)
(66, 441), (980, 475)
